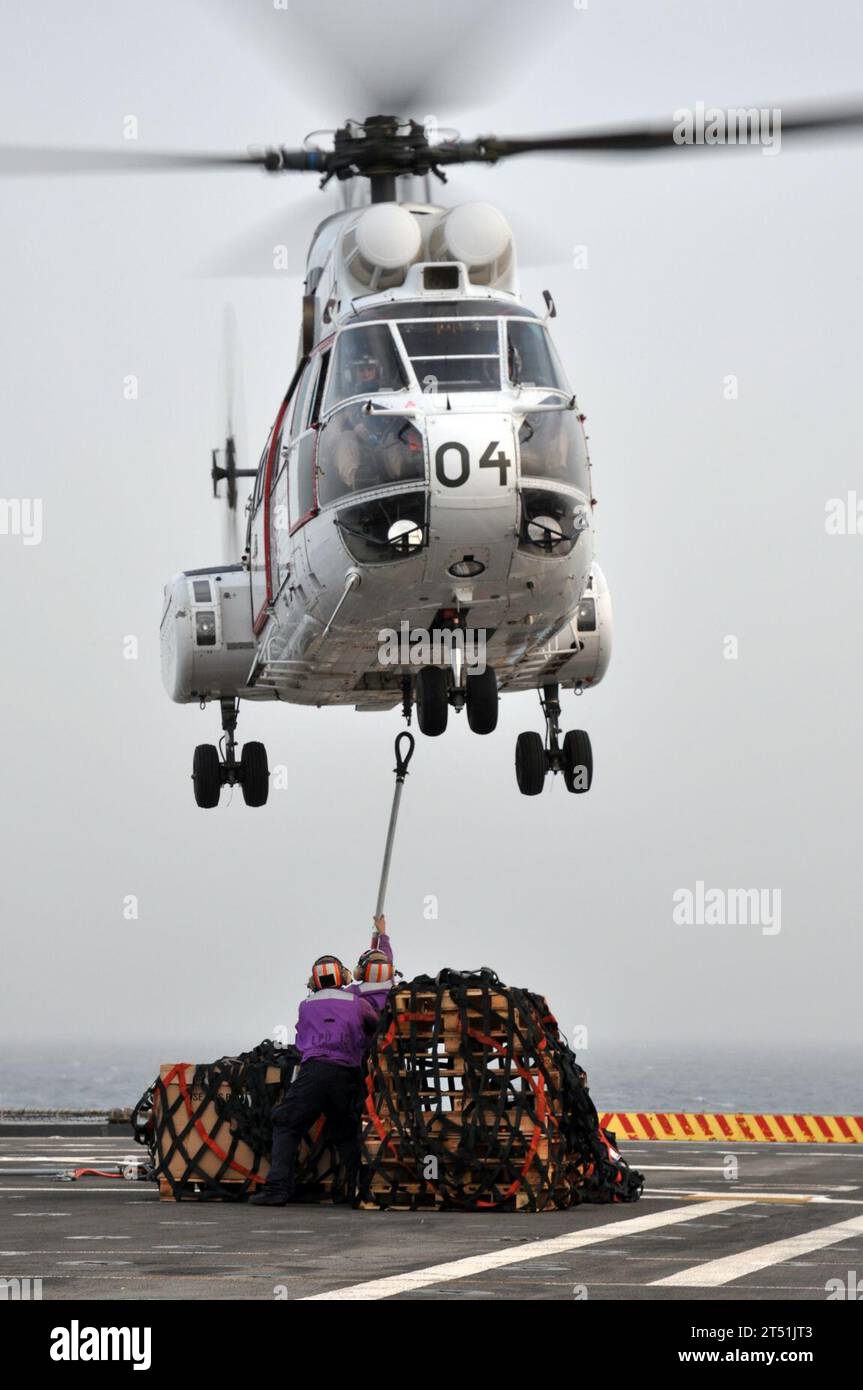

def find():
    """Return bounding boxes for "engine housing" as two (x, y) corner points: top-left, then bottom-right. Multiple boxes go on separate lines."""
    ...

(160, 565), (273, 703)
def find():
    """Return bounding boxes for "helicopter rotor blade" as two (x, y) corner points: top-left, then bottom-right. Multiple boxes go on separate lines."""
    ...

(220, 496), (244, 566)
(431, 101), (863, 165)
(214, 307), (252, 566)
(220, 306), (240, 440)
(0, 145), (313, 177)
(214, 0), (555, 129)
(196, 194), (331, 279)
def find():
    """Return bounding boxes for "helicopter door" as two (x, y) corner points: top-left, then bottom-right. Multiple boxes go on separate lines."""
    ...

(288, 347), (330, 534)
(248, 443), (269, 631)
(250, 392), (293, 634)
(269, 416), (291, 599)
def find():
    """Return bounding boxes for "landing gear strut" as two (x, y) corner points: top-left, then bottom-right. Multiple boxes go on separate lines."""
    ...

(192, 699), (270, 808)
(515, 684), (593, 796)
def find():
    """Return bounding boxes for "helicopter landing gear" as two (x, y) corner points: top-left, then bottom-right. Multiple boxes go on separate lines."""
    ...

(515, 684), (593, 796)
(413, 664), (499, 737)
(515, 731), (545, 796)
(562, 728), (593, 794)
(192, 699), (270, 808)
(239, 741), (269, 807)
(415, 667), (448, 737)
(465, 666), (499, 735)
(192, 744), (221, 809)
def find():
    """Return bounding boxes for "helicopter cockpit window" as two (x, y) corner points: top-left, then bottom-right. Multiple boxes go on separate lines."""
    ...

(518, 406), (591, 493)
(251, 440), (269, 512)
(289, 361), (316, 441)
(334, 491), (427, 566)
(396, 319), (501, 393)
(309, 349), (331, 427)
(519, 489), (589, 560)
(316, 404), (425, 508)
(326, 325), (407, 409)
(507, 321), (568, 392)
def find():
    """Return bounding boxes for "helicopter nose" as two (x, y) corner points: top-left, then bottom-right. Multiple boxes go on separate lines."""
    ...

(426, 413), (518, 501)
(425, 412), (518, 577)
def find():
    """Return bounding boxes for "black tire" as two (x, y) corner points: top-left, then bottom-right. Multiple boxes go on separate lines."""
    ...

(415, 667), (449, 737)
(240, 741), (270, 807)
(465, 666), (499, 735)
(192, 744), (221, 809)
(515, 731), (546, 796)
(563, 729), (593, 793)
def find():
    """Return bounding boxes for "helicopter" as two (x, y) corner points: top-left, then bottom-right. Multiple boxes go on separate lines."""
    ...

(162, 113), (631, 808)
(7, 100), (862, 808)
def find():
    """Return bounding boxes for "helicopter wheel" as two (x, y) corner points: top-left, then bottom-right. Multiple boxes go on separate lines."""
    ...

(240, 741), (270, 807)
(515, 731), (546, 796)
(192, 744), (221, 809)
(562, 729), (593, 793)
(465, 666), (499, 735)
(415, 668), (449, 737)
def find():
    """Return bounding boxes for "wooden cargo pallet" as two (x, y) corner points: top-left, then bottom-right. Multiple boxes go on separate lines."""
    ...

(157, 1173), (339, 1203)
(359, 1178), (564, 1212)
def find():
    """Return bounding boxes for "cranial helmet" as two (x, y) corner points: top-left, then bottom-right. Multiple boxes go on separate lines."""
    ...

(309, 955), (351, 991)
(350, 351), (379, 385)
(354, 949), (395, 984)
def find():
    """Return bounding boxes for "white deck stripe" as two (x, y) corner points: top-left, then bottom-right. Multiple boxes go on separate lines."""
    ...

(652, 1213), (863, 1286)
(301, 1198), (752, 1301)
(643, 1189), (863, 1207)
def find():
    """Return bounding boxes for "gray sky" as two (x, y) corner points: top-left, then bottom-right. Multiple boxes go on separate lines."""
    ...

(1, 0), (861, 1066)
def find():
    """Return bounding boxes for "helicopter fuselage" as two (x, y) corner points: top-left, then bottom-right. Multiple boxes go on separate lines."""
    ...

(161, 201), (612, 718)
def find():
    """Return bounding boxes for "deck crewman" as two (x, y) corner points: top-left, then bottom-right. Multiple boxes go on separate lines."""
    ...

(251, 954), (378, 1207)
(348, 914), (397, 1012)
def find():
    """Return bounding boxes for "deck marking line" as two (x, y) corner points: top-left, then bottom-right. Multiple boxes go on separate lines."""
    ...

(652, 1213), (863, 1286)
(600, 1112), (863, 1143)
(300, 1199), (752, 1301)
(650, 1187), (863, 1207)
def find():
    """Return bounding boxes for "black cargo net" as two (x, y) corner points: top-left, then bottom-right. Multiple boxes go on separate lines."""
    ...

(132, 1039), (345, 1202)
(130, 977), (643, 1209)
(360, 970), (644, 1211)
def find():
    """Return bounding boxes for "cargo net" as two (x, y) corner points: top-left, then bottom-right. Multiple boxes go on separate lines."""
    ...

(132, 1040), (348, 1202)
(361, 970), (644, 1211)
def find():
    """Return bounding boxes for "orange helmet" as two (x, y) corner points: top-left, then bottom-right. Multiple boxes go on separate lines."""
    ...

(354, 949), (395, 984)
(308, 955), (351, 991)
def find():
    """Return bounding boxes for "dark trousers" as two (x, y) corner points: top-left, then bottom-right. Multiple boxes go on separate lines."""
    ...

(267, 1059), (362, 1198)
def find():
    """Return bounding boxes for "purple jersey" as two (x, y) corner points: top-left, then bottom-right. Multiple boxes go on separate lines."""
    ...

(294, 988), (378, 1068)
(347, 931), (395, 1014)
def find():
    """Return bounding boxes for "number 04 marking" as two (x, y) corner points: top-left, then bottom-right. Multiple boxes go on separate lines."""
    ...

(435, 440), (512, 488)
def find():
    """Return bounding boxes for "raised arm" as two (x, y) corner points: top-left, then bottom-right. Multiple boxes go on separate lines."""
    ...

(372, 914), (393, 964)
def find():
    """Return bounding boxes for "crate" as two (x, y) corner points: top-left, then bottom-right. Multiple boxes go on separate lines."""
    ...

(360, 983), (574, 1211)
(153, 1062), (339, 1202)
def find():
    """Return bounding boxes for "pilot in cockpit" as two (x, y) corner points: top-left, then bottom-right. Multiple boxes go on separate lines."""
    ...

(333, 350), (419, 493)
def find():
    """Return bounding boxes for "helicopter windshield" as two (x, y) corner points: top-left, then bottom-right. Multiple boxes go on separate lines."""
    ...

(396, 319), (501, 393)
(326, 324), (408, 408)
(518, 405), (591, 493)
(316, 404), (425, 507)
(506, 321), (569, 393)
